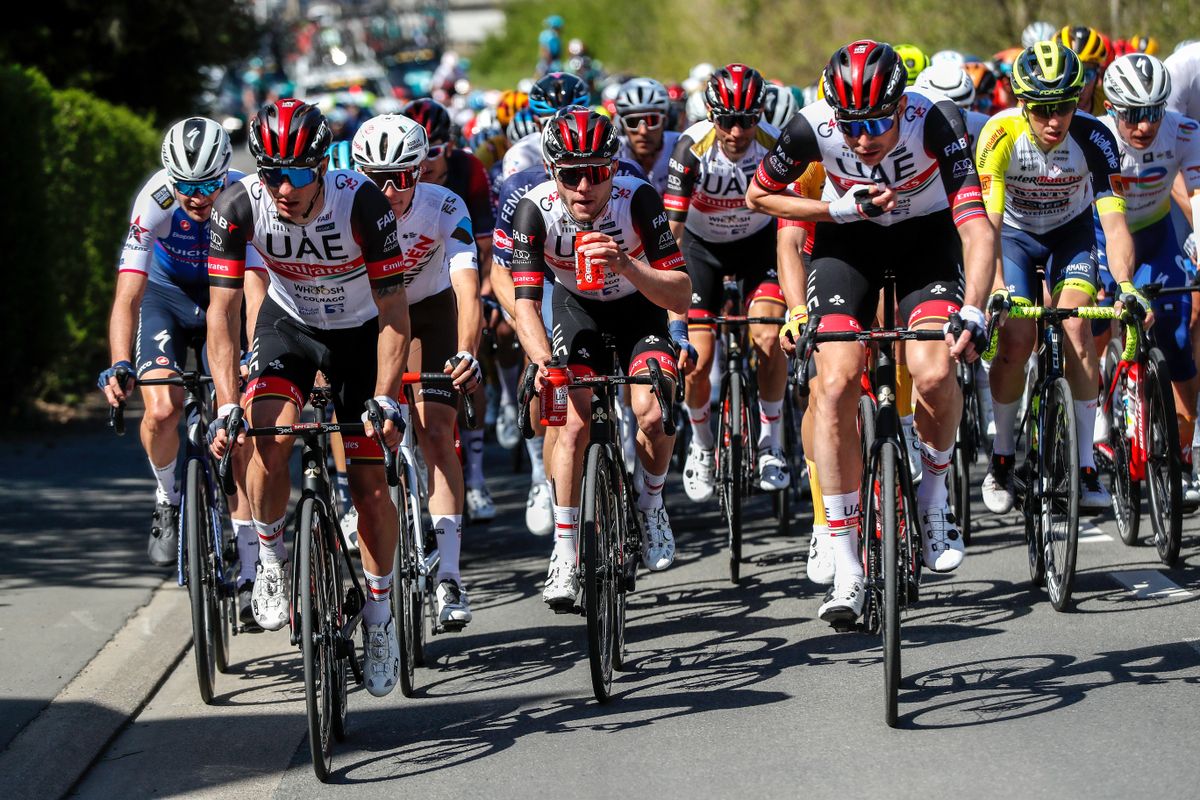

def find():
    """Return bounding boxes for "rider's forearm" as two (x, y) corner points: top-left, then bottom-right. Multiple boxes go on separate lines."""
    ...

(374, 286), (410, 399)
(1100, 212), (1136, 286)
(776, 227), (809, 311)
(745, 183), (832, 222)
(491, 264), (516, 318)
(108, 272), (147, 364)
(958, 216), (996, 309)
(450, 268), (483, 354)
(621, 257), (691, 315)
(515, 299), (552, 365)
(207, 286), (244, 408)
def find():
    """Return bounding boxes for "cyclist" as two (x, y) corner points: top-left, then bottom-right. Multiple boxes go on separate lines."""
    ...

(963, 61), (999, 116)
(1023, 21), (1059, 50)
(748, 40), (995, 622)
(665, 63), (792, 502)
(99, 118), (267, 610)
(763, 84), (800, 131)
(916, 62), (991, 150)
(894, 44), (931, 86)
(1166, 41), (1200, 121)
(1059, 25), (1110, 115)
(352, 113), (482, 627)
(974, 41), (1147, 514)
(1093, 54), (1200, 497)
(614, 78), (680, 196)
(206, 99), (410, 698)
(502, 72), (592, 180)
(402, 98), (498, 522)
(509, 108), (691, 605)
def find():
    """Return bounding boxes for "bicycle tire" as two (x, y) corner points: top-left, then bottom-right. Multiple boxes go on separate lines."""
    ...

(881, 441), (901, 728)
(1145, 348), (1183, 565)
(1021, 394), (1046, 588)
(1105, 340), (1140, 546)
(299, 497), (335, 781)
(184, 458), (217, 705)
(1042, 378), (1079, 612)
(774, 390), (797, 536)
(856, 395), (881, 633)
(392, 465), (420, 697)
(581, 444), (618, 702)
(716, 376), (744, 583)
(951, 436), (971, 548)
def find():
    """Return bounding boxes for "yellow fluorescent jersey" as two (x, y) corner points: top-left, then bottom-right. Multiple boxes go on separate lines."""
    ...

(975, 107), (1126, 234)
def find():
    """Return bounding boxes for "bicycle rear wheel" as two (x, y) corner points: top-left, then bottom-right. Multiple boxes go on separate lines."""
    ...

(1104, 341), (1140, 546)
(774, 388), (797, 536)
(1020, 399), (1046, 588)
(879, 441), (901, 728)
(392, 464), (420, 696)
(718, 374), (745, 584)
(299, 497), (336, 781)
(951, 436), (971, 547)
(1144, 348), (1183, 565)
(1042, 378), (1079, 612)
(184, 458), (218, 705)
(581, 444), (619, 702)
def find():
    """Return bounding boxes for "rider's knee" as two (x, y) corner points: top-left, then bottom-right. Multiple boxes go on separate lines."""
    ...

(815, 360), (863, 415)
(751, 327), (781, 360)
(141, 395), (181, 431)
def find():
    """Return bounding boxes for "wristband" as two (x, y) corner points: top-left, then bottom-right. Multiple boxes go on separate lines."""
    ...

(787, 304), (808, 323)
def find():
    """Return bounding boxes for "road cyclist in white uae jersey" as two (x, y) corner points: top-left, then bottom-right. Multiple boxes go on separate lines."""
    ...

(98, 118), (268, 610)
(973, 41), (1149, 515)
(748, 40), (996, 623)
(351, 113), (482, 629)
(664, 63), (793, 503)
(1094, 53), (1200, 501)
(501, 72), (592, 181)
(205, 99), (412, 698)
(508, 107), (692, 607)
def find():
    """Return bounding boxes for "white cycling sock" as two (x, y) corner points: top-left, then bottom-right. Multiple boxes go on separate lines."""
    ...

(916, 441), (954, 508)
(687, 403), (715, 450)
(253, 516), (287, 565)
(362, 567), (393, 627)
(499, 363), (519, 407)
(824, 490), (863, 580)
(463, 429), (485, 488)
(1075, 398), (1098, 469)
(150, 457), (180, 505)
(552, 504), (578, 563)
(232, 519), (258, 583)
(637, 466), (668, 511)
(433, 514), (463, 583)
(992, 399), (1019, 456)
(527, 435), (546, 483)
(335, 473), (352, 512)
(758, 398), (783, 450)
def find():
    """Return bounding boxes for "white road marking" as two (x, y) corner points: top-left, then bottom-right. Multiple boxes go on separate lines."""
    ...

(1110, 570), (1193, 600)
(1078, 521), (1113, 543)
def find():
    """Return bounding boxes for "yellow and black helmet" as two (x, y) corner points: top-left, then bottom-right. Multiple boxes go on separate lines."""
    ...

(1128, 34), (1159, 56)
(1058, 25), (1108, 65)
(1012, 40), (1085, 102)
(894, 44), (930, 86)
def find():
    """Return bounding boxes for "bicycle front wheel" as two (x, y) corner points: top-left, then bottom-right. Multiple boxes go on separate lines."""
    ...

(1144, 348), (1183, 565)
(581, 444), (619, 702)
(1105, 341), (1141, 546)
(880, 441), (901, 728)
(299, 498), (336, 781)
(718, 373), (746, 584)
(185, 458), (218, 705)
(1042, 378), (1079, 612)
(392, 465), (420, 696)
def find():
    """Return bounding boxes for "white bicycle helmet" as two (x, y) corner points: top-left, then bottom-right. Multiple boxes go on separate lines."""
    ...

(916, 63), (976, 108)
(1104, 53), (1172, 108)
(762, 84), (799, 128)
(686, 90), (709, 124)
(351, 114), (428, 170)
(931, 49), (966, 68)
(161, 117), (231, 182)
(1022, 21), (1058, 49)
(615, 78), (670, 117)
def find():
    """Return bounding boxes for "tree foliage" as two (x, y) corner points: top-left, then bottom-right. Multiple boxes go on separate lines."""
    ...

(0, 0), (261, 123)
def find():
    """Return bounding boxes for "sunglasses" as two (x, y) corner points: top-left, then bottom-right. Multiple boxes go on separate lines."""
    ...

(1113, 104), (1165, 124)
(363, 168), (421, 192)
(621, 112), (665, 132)
(259, 166), (320, 189)
(174, 177), (224, 198)
(554, 163), (614, 188)
(836, 112), (898, 138)
(1025, 101), (1077, 119)
(713, 112), (761, 130)
(425, 143), (447, 160)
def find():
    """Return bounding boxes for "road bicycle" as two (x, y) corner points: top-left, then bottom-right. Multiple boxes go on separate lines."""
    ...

(518, 347), (675, 702)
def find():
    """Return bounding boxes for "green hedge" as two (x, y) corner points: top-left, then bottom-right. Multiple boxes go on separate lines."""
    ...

(0, 66), (159, 414)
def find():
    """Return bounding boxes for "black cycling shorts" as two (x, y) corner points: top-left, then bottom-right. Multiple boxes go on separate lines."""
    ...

(683, 224), (784, 328)
(244, 296), (382, 464)
(551, 290), (678, 381)
(408, 289), (458, 408)
(807, 209), (964, 332)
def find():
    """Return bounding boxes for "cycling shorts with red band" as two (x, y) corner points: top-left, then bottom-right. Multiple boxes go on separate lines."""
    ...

(553, 290), (678, 381)
(684, 223), (784, 324)
(244, 296), (384, 463)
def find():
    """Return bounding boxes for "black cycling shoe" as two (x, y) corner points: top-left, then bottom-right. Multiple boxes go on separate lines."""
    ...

(237, 580), (259, 629)
(148, 502), (180, 567)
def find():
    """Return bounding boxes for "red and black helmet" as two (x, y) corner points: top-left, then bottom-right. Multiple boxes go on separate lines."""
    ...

(823, 40), (908, 120)
(248, 99), (331, 168)
(400, 98), (453, 144)
(540, 106), (619, 165)
(704, 64), (768, 115)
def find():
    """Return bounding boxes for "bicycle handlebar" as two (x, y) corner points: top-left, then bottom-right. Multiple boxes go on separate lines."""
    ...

(109, 368), (216, 437)
(396, 371), (477, 430)
(687, 315), (787, 326)
(513, 359), (676, 439)
(981, 300), (1137, 362)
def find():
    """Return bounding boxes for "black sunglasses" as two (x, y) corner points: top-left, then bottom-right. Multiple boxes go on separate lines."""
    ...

(555, 164), (615, 188)
(713, 111), (761, 130)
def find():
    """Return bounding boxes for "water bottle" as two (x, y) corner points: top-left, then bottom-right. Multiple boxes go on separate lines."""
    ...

(539, 358), (570, 427)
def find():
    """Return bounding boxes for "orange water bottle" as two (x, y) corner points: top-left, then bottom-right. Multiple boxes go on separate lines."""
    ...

(539, 358), (570, 427)
(574, 221), (603, 291)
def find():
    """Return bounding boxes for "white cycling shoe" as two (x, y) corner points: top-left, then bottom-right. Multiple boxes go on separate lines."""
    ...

(436, 579), (472, 628)
(525, 483), (554, 535)
(496, 404), (521, 450)
(806, 527), (835, 585)
(466, 485), (496, 522)
(542, 554), (579, 608)
(757, 446), (790, 491)
(363, 616), (400, 698)
(251, 560), (290, 631)
(638, 505), (676, 571)
(683, 442), (716, 502)
(818, 574), (865, 624)
(920, 503), (965, 573)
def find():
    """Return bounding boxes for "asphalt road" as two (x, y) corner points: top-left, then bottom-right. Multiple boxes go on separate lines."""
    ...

(61, 441), (1200, 799)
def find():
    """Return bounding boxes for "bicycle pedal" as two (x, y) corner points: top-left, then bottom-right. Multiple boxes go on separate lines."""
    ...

(437, 620), (468, 634)
(547, 600), (579, 615)
(828, 618), (858, 634)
